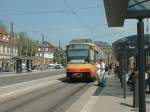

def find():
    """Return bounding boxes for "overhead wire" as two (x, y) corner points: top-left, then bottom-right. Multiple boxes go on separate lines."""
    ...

(0, 2), (105, 36)
(63, 0), (95, 38)
(1, 1), (128, 39)
(14, 23), (41, 33)
(0, 5), (103, 16)
(96, 27), (136, 38)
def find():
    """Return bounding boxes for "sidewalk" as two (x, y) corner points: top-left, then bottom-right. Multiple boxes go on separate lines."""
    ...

(82, 75), (150, 112)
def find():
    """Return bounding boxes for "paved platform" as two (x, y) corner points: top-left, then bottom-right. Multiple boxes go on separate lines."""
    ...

(81, 75), (150, 112)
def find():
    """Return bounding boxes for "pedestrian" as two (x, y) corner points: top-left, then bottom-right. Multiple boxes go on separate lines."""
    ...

(148, 71), (150, 94)
(96, 59), (106, 87)
(128, 67), (138, 91)
(114, 62), (119, 77)
(108, 63), (112, 75)
(146, 67), (150, 94)
(96, 62), (101, 85)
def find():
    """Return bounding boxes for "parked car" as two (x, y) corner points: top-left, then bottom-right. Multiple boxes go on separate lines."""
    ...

(48, 64), (55, 69)
(54, 64), (63, 69)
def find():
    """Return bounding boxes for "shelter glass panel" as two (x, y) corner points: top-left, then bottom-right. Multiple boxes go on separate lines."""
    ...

(128, 0), (150, 10)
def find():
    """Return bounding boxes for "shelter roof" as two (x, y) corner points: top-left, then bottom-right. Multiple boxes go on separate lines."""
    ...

(103, 0), (150, 27)
(112, 34), (150, 48)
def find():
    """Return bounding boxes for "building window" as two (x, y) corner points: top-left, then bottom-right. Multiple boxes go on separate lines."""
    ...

(13, 46), (16, 54)
(0, 45), (1, 53)
(45, 47), (48, 51)
(7, 45), (9, 53)
(40, 53), (42, 57)
(9, 47), (11, 53)
(3, 45), (5, 53)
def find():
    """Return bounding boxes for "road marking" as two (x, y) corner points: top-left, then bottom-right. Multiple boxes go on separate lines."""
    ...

(0, 69), (64, 78)
(65, 84), (98, 112)
(0, 74), (65, 89)
(0, 80), (59, 102)
(0, 74), (65, 102)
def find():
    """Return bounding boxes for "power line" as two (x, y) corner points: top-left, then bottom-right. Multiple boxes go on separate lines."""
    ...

(63, 0), (95, 38)
(13, 23), (41, 33)
(95, 27), (136, 38)
(0, 5), (103, 16)
(2, 19), (108, 37)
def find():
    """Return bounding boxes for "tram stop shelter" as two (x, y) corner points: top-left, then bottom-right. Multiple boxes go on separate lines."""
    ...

(112, 34), (150, 70)
(103, 0), (150, 112)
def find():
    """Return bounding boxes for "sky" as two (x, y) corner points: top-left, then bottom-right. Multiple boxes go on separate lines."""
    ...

(0, 0), (148, 47)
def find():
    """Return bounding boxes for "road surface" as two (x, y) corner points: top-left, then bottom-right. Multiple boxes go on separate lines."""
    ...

(0, 70), (97, 112)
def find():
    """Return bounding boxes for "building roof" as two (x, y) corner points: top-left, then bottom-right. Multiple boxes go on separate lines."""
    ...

(95, 41), (111, 48)
(70, 39), (93, 44)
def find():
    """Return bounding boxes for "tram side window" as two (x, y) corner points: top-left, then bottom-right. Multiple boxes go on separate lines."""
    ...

(90, 50), (95, 64)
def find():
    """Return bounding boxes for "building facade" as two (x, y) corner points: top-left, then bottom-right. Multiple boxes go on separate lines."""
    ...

(34, 41), (55, 65)
(0, 28), (18, 71)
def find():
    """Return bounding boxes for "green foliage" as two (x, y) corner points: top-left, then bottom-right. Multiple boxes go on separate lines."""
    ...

(53, 48), (65, 64)
(16, 32), (38, 57)
(103, 47), (113, 63)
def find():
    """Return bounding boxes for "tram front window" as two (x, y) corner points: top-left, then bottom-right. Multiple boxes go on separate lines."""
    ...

(67, 49), (89, 64)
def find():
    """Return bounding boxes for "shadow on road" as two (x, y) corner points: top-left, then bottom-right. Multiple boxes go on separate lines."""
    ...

(120, 103), (133, 108)
(57, 77), (94, 84)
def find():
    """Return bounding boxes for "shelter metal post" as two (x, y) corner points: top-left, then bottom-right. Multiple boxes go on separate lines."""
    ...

(137, 18), (146, 112)
(119, 50), (123, 88)
(123, 72), (126, 98)
(123, 49), (126, 99)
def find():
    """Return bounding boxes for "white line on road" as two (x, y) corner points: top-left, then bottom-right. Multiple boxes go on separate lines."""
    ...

(0, 74), (65, 89)
(65, 83), (98, 112)
(0, 69), (64, 78)
(0, 74), (65, 103)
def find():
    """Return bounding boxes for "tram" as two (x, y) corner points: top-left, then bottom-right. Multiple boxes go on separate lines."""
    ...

(65, 39), (101, 80)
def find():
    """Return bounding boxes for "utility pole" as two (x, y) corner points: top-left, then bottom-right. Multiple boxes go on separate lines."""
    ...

(19, 34), (23, 57)
(10, 22), (14, 59)
(26, 40), (28, 57)
(42, 34), (45, 68)
(10, 22), (15, 72)
(31, 41), (33, 57)
(58, 41), (61, 64)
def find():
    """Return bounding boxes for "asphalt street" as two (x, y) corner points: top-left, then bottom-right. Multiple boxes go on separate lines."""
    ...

(0, 70), (94, 112)
(0, 69), (65, 86)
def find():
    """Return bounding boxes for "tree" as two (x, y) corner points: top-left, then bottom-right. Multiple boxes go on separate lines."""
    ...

(53, 47), (65, 64)
(16, 32), (38, 57)
(103, 47), (113, 64)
